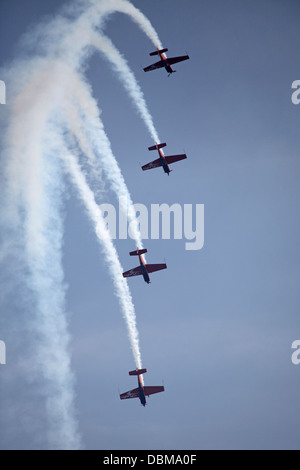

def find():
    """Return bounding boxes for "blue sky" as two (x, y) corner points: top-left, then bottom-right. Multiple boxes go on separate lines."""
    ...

(0, 0), (300, 450)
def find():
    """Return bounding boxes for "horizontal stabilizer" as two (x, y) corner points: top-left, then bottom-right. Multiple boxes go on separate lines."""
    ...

(129, 248), (147, 256)
(148, 143), (167, 151)
(149, 48), (168, 56)
(129, 368), (147, 376)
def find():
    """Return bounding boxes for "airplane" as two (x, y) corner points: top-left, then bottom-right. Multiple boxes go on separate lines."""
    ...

(143, 48), (189, 76)
(120, 368), (164, 407)
(122, 248), (167, 284)
(141, 142), (187, 175)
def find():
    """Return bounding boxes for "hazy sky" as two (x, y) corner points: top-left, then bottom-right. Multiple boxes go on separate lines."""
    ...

(0, 0), (300, 450)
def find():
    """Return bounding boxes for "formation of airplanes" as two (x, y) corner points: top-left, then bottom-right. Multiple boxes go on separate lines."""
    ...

(120, 46), (189, 407)
(141, 48), (189, 176)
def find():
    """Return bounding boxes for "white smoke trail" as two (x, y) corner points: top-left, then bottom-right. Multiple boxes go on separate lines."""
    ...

(18, 0), (163, 248)
(33, 0), (163, 71)
(62, 77), (146, 372)
(90, 0), (163, 50)
(64, 71), (146, 252)
(0, 0), (163, 447)
(60, 148), (143, 370)
(91, 32), (160, 144)
(0, 60), (81, 449)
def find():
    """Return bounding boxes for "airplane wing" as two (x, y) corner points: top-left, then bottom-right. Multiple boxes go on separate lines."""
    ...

(166, 55), (189, 66)
(122, 266), (143, 278)
(141, 158), (162, 171)
(143, 61), (165, 72)
(164, 154), (187, 165)
(144, 386), (165, 397)
(120, 388), (140, 400)
(145, 263), (167, 274)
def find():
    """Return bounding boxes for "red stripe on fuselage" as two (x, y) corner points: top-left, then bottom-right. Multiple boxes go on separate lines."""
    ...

(138, 254), (146, 268)
(158, 148), (164, 158)
(139, 254), (150, 283)
(159, 51), (174, 73)
(158, 148), (171, 173)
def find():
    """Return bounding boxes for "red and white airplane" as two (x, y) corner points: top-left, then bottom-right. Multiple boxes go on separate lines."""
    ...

(143, 48), (189, 76)
(142, 142), (187, 175)
(122, 248), (167, 284)
(120, 368), (164, 407)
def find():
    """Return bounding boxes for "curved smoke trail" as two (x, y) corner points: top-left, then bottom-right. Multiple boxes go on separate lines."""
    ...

(90, 0), (163, 50)
(65, 71), (146, 252)
(91, 32), (160, 144)
(60, 147), (143, 370)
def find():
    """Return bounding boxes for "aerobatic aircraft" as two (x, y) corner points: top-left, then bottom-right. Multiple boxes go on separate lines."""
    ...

(122, 248), (167, 284)
(143, 48), (189, 76)
(142, 142), (187, 175)
(120, 368), (164, 407)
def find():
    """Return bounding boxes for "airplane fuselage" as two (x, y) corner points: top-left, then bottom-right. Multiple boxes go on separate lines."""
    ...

(164, 63), (174, 74)
(159, 52), (174, 75)
(158, 148), (171, 175)
(138, 375), (147, 407)
(139, 254), (151, 284)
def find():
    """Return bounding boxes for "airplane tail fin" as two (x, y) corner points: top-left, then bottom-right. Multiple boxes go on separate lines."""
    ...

(148, 143), (167, 151)
(129, 368), (147, 376)
(129, 248), (148, 256)
(149, 48), (168, 56)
